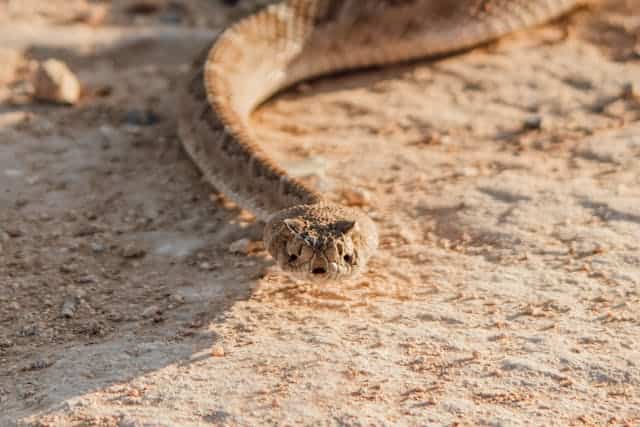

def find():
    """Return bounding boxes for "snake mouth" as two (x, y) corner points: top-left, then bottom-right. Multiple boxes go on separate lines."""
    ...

(308, 263), (358, 282)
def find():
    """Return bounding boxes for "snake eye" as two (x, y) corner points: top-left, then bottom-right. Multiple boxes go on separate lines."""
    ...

(343, 254), (353, 264)
(288, 254), (298, 263)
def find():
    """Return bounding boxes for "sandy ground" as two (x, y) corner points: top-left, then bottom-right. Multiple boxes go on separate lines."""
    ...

(1, 0), (639, 426)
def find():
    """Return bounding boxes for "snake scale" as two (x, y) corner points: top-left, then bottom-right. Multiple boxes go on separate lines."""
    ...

(178, 0), (588, 281)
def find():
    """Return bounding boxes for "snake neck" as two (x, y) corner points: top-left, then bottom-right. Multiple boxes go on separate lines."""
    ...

(179, 36), (324, 222)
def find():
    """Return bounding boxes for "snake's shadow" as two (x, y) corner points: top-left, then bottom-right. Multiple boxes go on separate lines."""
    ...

(1, 27), (277, 423)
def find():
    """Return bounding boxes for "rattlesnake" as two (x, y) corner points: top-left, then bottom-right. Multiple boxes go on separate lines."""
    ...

(179, 0), (588, 281)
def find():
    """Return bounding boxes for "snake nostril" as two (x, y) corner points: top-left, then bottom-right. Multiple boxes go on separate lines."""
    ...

(312, 267), (326, 275)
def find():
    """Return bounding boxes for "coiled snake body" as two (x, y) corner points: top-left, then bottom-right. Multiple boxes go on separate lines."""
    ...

(179, 0), (586, 281)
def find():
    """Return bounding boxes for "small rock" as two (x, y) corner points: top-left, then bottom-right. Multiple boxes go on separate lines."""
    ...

(141, 305), (160, 318)
(523, 115), (542, 130)
(90, 242), (105, 253)
(198, 262), (213, 270)
(622, 81), (639, 100)
(122, 243), (146, 258)
(5, 227), (23, 238)
(61, 296), (79, 318)
(211, 345), (225, 357)
(59, 263), (76, 274)
(342, 188), (371, 207)
(564, 75), (593, 91)
(75, 275), (97, 285)
(170, 294), (185, 304)
(34, 59), (81, 105)
(229, 238), (251, 254)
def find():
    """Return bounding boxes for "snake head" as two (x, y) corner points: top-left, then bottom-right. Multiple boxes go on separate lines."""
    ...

(264, 203), (378, 282)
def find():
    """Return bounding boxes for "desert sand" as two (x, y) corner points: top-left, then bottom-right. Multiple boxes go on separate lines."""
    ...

(0, 0), (639, 426)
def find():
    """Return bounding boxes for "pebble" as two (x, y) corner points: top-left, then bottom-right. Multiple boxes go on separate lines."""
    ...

(141, 305), (161, 318)
(170, 294), (185, 304)
(5, 227), (23, 238)
(90, 242), (105, 253)
(622, 81), (639, 100)
(211, 345), (225, 357)
(75, 275), (97, 285)
(59, 263), (76, 274)
(122, 243), (146, 258)
(34, 59), (81, 105)
(523, 115), (543, 130)
(61, 296), (79, 318)
(199, 262), (214, 271)
(228, 238), (251, 254)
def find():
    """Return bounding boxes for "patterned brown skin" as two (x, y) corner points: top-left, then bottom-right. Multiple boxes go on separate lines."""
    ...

(179, 0), (587, 281)
(263, 203), (378, 281)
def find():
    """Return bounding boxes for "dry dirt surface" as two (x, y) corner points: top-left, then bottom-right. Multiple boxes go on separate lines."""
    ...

(1, 1), (640, 426)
